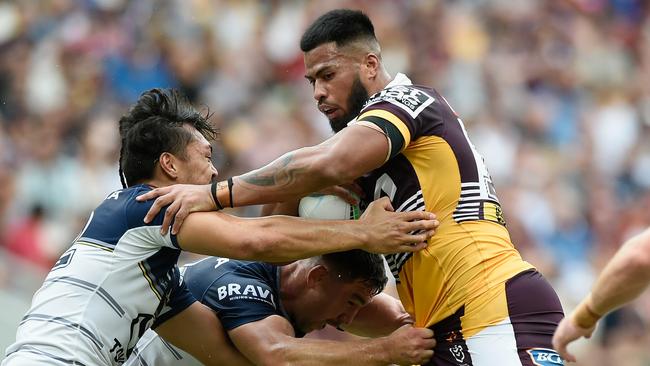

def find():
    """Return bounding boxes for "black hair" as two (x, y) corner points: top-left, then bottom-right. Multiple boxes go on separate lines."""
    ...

(300, 9), (377, 52)
(117, 88), (217, 188)
(320, 249), (388, 296)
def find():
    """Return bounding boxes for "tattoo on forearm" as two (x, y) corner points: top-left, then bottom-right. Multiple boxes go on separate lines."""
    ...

(240, 153), (303, 187)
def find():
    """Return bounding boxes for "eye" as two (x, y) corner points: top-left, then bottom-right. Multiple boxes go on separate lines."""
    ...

(323, 72), (334, 81)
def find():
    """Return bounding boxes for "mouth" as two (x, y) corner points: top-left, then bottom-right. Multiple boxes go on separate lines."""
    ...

(319, 105), (339, 118)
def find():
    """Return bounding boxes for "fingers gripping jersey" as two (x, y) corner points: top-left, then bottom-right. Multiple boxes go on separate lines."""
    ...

(2, 185), (194, 366)
(355, 74), (534, 333)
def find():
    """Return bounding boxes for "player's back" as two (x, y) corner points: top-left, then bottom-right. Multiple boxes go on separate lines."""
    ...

(125, 257), (282, 366)
(356, 76), (534, 332)
(2, 184), (192, 366)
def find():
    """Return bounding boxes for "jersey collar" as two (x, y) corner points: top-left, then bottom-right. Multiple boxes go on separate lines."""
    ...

(385, 72), (413, 88)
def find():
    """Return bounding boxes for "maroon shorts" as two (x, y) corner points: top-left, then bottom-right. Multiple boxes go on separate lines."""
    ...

(424, 270), (565, 366)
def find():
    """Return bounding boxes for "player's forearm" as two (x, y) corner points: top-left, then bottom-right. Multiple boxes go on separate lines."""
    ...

(590, 229), (650, 315)
(269, 337), (391, 366)
(574, 229), (650, 327)
(219, 147), (350, 207)
(343, 293), (412, 337)
(246, 216), (368, 262)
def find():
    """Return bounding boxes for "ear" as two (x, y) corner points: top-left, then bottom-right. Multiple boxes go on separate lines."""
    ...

(158, 152), (180, 179)
(306, 265), (329, 289)
(361, 53), (380, 80)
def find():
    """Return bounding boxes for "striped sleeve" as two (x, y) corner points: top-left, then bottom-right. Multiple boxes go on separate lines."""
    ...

(357, 108), (409, 159)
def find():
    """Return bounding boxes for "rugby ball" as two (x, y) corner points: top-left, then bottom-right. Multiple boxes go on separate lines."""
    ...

(298, 194), (361, 220)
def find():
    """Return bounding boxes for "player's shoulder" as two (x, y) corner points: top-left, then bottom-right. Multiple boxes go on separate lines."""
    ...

(100, 184), (173, 228)
(362, 84), (437, 119)
(183, 258), (276, 288)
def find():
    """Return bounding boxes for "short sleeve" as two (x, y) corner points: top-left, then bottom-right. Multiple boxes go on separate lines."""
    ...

(152, 268), (196, 328)
(124, 187), (179, 248)
(201, 271), (279, 331)
(358, 85), (436, 158)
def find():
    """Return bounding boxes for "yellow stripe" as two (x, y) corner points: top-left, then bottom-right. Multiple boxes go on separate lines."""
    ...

(138, 262), (162, 301)
(483, 202), (497, 222)
(76, 241), (113, 253)
(358, 109), (412, 146)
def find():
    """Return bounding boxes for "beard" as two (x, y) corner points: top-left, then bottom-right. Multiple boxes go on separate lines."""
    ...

(329, 75), (370, 133)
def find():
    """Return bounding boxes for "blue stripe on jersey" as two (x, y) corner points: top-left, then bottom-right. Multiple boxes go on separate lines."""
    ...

(80, 184), (179, 251)
(6, 345), (89, 365)
(160, 338), (183, 360)
(21, 314), (104, 350)
(138, 247), (181, 301)
(76, 238), (116, 252)
(128, 348), (151, 366)
(44, 276), (125, 317)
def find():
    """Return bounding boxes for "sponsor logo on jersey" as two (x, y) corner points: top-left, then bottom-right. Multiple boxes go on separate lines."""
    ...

(365, 85), (435, 118)
(217, 283), (276, 307)
(527, 348), (564, 366)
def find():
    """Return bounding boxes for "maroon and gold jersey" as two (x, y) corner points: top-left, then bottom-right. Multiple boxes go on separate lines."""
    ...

(355, 74), (534, 334)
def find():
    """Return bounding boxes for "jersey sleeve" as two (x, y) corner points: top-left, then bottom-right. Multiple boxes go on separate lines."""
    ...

(201, 270), (279, 331)
(357, 85), (436, 158)
(123, 188), (179, 248)
(152, 267), (196, 328)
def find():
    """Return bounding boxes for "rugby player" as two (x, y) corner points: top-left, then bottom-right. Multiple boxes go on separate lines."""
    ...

(125, 251), (435, 366)
(553, 227), (650, 362)
(1, 89), (438, 366)
(138, 10), (566, 365)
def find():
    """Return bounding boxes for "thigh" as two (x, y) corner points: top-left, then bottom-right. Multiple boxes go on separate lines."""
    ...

(505, 270), (564, 365)
(424, 270), (566, 366)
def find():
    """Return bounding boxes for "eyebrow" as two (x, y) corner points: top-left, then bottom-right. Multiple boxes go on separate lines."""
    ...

(304, 65), (334, 81)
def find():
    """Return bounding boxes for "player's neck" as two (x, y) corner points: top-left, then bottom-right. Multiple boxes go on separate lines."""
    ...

(277, 265), (303, 315)
(368, 69), (392, 95)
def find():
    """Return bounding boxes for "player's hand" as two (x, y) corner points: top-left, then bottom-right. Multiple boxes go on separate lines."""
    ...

(359, 197), (438, 254)
(383, 324), (436, 365)
(136, 183), (214, 235)
(552, 315), (596, 363)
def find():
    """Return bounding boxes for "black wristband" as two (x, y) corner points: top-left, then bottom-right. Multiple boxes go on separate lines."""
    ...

(227, 177), (234, 208)
(211, 181), (224, 210)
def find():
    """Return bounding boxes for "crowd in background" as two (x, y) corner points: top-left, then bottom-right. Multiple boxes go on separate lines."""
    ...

(0, 0), (649, 364)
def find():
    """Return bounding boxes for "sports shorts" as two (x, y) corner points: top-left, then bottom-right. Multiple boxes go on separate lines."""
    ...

(424, 270), (565, 366)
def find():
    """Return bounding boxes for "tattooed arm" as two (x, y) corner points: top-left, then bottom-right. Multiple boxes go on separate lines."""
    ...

(137, 125), (389, 232)
(228, 125), (388, 206)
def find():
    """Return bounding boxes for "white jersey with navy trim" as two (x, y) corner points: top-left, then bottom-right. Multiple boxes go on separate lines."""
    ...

(124, 257), (298, 366)
(2, 184), (195, 366)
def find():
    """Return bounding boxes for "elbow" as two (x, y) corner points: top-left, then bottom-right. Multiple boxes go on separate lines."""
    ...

(238, 237), (273, 261)
(261, 343), (292, 366)
(239, 222), (289, 261)
(621, 237), (650, 279)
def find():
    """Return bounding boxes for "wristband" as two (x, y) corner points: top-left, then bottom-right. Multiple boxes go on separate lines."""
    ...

(211, 181), (224, 210)
(227, 177), (234, 208)
(573, 300), (602, 329)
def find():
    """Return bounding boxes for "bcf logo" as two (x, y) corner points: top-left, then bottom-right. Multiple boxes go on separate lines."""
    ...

(527, 348), (564, 366)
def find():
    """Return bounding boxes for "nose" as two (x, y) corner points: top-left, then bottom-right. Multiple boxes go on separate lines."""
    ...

(211, 164), (218, 181)
(313, 80), (327, 102)
(336, 308), (360, 327)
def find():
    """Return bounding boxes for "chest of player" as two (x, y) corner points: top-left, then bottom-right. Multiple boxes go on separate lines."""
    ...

(358, 154), (424, 214)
